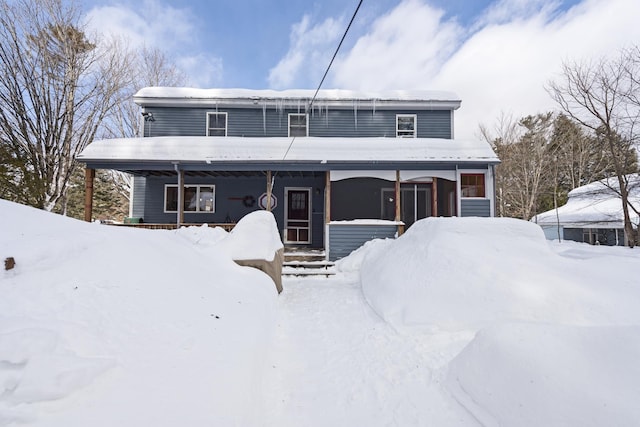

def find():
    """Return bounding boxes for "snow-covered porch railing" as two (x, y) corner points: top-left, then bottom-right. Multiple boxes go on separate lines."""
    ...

(107, 222), (237, 231)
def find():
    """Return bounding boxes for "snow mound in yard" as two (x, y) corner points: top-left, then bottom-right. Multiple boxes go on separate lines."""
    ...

(216, 210), (283, 261)
(446, 322), (640, 426)
(359, 217), (602, 332)
(0, 199), (278, 426)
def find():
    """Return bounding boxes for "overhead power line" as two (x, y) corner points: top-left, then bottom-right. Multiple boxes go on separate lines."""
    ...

(283, 0), (364, 160)
(307, 0), (364, 112)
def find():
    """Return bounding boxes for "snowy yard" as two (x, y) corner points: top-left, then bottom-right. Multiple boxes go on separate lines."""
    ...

(2, 199), (640, 426)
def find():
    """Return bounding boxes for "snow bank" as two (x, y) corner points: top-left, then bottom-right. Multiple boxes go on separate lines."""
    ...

(0, 199), (278, 426)
(446, 323), (640, 426)
(359, 217), (638, 332)
(216, 210), (283, 261)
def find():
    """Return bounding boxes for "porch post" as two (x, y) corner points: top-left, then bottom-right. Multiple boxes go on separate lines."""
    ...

(395, 170), (404, 235)
(266, 170), (272, 211)
(432, 177), (438, 217)
(84, 167), (95, 222)
(325, 171), (331, 223)
(177, 168), (184, 227)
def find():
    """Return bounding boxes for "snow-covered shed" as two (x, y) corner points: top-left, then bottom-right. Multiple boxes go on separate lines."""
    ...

(532, 176), (640, 246)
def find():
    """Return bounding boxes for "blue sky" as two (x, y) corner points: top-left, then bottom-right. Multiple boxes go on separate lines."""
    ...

(82, 0), (638, 139)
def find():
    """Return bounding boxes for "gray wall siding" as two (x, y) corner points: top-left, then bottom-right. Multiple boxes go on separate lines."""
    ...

(140, 174), (326, 248)
(144, 107), (452, 139)
(131, 176), (146, 219)
(328, 224), (398, 261)
(460, 199), (491, 217)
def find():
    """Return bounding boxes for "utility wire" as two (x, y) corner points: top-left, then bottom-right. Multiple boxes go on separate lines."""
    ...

(282, 0), (364, 160)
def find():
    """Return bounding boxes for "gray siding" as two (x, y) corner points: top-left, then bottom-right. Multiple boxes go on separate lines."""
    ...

(460, 199), (491, 217)
(328, 224), (398, 261)
(139, 174), (326, 248)
(143, 107), (452, 139)
(564, 227), (623, 246)
(131, 176), (146, 219)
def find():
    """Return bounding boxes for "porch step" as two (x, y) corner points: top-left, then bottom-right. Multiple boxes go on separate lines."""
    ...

(283, 249), (326, 263)
(282, 263), (336, 277)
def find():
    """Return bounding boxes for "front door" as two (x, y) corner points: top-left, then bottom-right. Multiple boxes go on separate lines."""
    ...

(284, 187), (311, 244)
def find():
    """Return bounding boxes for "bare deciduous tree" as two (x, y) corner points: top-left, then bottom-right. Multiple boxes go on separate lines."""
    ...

(547, 48), (640, 247)
(96, 45), (188, 212)
(0, 0), (132, 211)
(481, 113), (557, 220)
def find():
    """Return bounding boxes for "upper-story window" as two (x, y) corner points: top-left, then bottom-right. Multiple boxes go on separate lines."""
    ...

(288, 113), (308, 137)
(396, 114), (417, 138)
(461, 174), (485, 197)
(207, 112), (227, 136)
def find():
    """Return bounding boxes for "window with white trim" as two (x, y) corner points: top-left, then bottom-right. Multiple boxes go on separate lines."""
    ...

(288, 113), (308, 137)
(460, 174), (485, 198)
(207, 112), (227, 136)
(165, 185), (216, 213)
(396, 114), (417, 138)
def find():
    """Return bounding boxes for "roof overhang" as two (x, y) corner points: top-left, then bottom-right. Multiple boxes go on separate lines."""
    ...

(78, 136), (499, 175)
(133, 87), (462, 110)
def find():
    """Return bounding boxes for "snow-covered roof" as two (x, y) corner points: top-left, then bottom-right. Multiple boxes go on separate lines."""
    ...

(533, 176), (640, 228)
(133, 87), (461, 109)
(78, 136), (498, 169)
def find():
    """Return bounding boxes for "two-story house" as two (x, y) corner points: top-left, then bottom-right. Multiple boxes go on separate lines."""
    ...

(78, 88), (499, 260)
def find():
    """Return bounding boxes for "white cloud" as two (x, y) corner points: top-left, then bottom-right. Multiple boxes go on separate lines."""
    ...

(83, 0), (222, 88)
(331, 0), (640, 140)
(332, 0), (462, 91)
(178, 54), (224, 88)
(268, 15), (344, 89)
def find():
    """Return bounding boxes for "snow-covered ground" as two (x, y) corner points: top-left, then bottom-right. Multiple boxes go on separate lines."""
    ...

(2, 200), (640, 426)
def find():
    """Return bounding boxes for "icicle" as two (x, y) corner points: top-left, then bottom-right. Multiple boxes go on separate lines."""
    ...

(372, 99), (377, 115)
(353, 99), (358, 130)
(276, 99), (283, 128)
(262, 101), (267, 135)
(325, 103), (329, 127)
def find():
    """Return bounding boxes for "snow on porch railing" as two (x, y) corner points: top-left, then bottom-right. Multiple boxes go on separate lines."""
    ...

(106, 222), (236, 231)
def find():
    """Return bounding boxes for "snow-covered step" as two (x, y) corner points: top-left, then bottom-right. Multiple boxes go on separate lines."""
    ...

(282, 262), (336, 277)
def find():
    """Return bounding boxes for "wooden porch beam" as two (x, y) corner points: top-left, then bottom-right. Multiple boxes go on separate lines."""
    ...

(395, 170), (404, 236)
(177, 168), (184, 226)
(266, 170), (272, 211)
(325, 171), (331, 223)
(432, 177), (438, 217)
(84, 167), (95, 222)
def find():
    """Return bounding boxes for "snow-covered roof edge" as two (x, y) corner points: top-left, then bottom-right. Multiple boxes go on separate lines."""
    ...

(133, 87), (462, 109)
(532, 174), (640, 227)
(77, 136), (499, 164)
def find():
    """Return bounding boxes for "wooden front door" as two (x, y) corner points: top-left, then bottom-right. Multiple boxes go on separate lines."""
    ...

(284, 187), (311, 244)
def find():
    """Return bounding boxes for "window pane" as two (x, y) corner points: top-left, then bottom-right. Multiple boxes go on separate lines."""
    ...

(397, 115), (416, 137)
(397, 116), (415, 130)
(289, 114), (307, 136)
(165, 187), (178, 211)
(290, 126), (307, 137)
(461, 174), (485, 197)
(290, 115), (306, 126)
(184, 187), (197, 211)
(208, 113), (227, 136)
(199, 186), (215, 212)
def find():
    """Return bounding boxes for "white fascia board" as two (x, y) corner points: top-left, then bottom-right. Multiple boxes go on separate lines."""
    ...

(134, 96), (462, 110)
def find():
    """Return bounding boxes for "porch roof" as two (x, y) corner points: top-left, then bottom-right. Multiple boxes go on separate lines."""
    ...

(78, 136), (499, 173)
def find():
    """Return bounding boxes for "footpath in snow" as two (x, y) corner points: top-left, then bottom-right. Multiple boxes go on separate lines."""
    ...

(262, 275), (476, 427)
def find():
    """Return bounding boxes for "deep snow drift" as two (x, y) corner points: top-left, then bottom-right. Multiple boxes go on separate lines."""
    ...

(0, 201), (278, 426)
(2, 200), (640, 426)
(345, 216), (640, 426)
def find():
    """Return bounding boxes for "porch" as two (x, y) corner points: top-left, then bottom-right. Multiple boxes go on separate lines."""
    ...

(78, 136), (499, 260)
